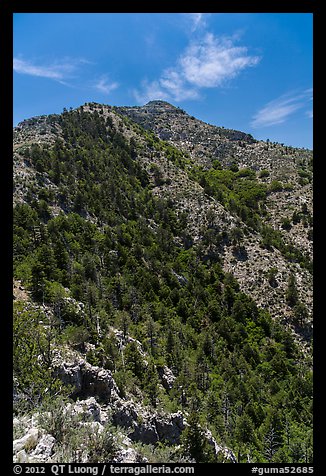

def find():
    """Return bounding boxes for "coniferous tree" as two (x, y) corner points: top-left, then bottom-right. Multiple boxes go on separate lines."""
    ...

(286, 273), (299, 307)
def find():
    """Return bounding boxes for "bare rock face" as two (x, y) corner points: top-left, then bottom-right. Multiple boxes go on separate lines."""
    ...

(157, 365), (176, 391)
(53, 361), (83, 395)
(155, 411), (185, 444)
(111, 399), (186, 446)
(82, 366), (120, 402)
(129, 419), (159, 445)
(53, 354), (120, 402)
(13, 428), (39, 454)
(111, 400), (139, 428)
(70, 397), (102, 422)
(111, 399), (159, 444)
(31, 434), (56, 460)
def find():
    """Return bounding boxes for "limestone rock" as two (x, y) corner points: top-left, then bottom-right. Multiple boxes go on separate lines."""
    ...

(54, 361), (83, 395)
(112, 400), (185, 446)
(15, 449), (29, 463)
(31, 434), (56, 459)
(113, 447), (147, 463)
(155, 411), (185, 444)
(72, 397), (102, 422)
(129, 419), (159, 445)
(13, 428), (39, 453)
(157, 365), (176, 391)
(53, 355), (120, 402)
(205, 429), (237, 463)
(112, 400), (138, 429)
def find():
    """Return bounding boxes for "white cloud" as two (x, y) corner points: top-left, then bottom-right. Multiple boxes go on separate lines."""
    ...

(14, 58), (65, 79)
(13, 57), (88, 82)
(187, 13), (208, 32)
(94, 76), (119, 94)
(180, 33), (260, 88)
(160, 69), (199, 101)
(134, 32), (260, 104)
(251, 90), (313, 128)
(133, 71), (199, 104)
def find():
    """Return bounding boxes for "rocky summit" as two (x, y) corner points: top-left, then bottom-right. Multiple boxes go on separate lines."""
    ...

(13, 101), (313, 463)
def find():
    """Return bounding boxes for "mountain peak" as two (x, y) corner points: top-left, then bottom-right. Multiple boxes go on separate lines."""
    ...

(143, 100), (183, 112)
(144, 100), (175, 107)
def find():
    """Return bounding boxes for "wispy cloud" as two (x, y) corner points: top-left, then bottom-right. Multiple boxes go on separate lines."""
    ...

(133, 32), (261, 104)
(159, 69), (199, 101)
(251, 89), (313, 128)
(187, 13), (208, 32)
(13, 57), (89, 82)
(14, 58), (66, 80)
(94, 75), (119, 94)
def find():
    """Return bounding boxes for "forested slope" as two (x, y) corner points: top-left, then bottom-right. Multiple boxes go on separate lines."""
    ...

(13, 103), (313, 463)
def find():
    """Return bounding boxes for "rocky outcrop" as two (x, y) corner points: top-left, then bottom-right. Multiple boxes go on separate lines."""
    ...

(13, 428), (56, 463)
(70, 397), (102, 423)
(53, 353), (120, 402)
(13, 428), (39, 454)
(205, 429), (237, 463)
(32, 434), (56, 459)
(155, 412), (186, 444)
(111, 400), (185, 446)
(157, 365), (176, 391)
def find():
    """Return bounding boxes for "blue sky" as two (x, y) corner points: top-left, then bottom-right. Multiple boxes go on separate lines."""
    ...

(13, 13), (313, 149)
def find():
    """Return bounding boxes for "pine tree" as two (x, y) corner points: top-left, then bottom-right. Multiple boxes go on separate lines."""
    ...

(181, 411), (216, 463)
(144, 359), (159, 407)
(286, 273), (298, 307)
(181, 411), (206, 462)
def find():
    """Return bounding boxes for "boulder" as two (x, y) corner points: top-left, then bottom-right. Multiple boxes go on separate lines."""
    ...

(72, 397), (102, 422)
(113, 447), (147, 463)
(13, 428), (39, 453)
(31, 434), (56, 459)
